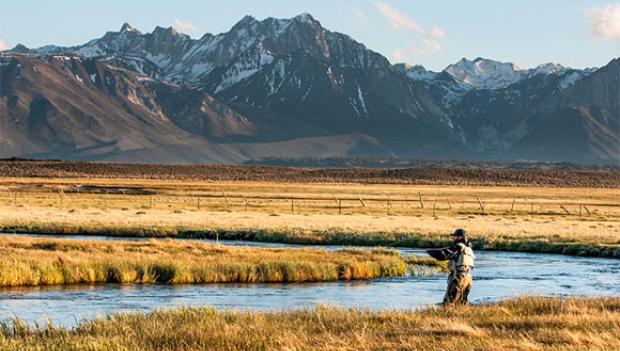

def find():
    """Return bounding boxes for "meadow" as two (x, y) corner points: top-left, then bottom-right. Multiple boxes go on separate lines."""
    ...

(1, 176), (618, 257)
(2, 297), (619, 350)
(0, 236), (443, 287)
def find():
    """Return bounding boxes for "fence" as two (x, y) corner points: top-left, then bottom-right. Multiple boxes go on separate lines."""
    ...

(1, 188), (617, 217)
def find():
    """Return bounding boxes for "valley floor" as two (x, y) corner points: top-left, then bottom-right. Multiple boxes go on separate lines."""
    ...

(0, 177), (618, 257)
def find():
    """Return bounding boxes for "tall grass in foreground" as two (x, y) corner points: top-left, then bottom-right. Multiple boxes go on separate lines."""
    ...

(1, 297), (618, 350)
(0, 237), (441, 287)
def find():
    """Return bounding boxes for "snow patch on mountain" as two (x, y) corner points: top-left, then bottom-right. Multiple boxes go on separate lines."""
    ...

(558, 71), (584, 90)
(394, 64), (438, 81)
(531, 62), (567, 75)
(215, 48), (275, 93)
(445, 58), (526, 89)
(357, 85), (368, 115)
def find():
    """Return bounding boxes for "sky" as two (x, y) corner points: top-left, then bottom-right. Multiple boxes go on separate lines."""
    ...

(1, 0), (619, 71)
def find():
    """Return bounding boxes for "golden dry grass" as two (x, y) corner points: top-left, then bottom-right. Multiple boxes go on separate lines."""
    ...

(0, 236), (437, 287)
(0, 178), (618, 257)
(2, 297), (619, 350)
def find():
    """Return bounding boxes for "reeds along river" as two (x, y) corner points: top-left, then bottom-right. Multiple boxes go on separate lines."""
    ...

(0, 234), (619, 328)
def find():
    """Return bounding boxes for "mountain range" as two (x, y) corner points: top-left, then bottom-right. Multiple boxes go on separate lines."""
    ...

(1, 13), (618, 164)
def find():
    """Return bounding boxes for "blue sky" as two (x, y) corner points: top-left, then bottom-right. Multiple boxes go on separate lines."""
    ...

(1, 0), (619, 71)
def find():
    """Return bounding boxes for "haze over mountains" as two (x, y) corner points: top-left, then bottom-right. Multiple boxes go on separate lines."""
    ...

(1, 13), (618, 164)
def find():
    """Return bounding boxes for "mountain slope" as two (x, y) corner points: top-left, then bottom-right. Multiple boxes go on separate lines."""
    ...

(3, 14), (618, 164)
(512, 106), (618, 161)
(0, 54), (256, 161)
(0, 54), (396, 162)
(510, 58), (619, 161)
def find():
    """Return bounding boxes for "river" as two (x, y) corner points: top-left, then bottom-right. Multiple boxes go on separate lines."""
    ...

(1, 234), (618, 327)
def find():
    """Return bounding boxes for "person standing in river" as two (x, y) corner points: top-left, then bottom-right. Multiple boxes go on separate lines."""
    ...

(443, 229), (476, 305)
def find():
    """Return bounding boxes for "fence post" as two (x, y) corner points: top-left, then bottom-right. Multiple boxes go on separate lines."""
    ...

(511, 199), (515, 213)
(447, 198), (453, 210)
(477, 198), (485, 215)
(244, 195), (248, 212)
(432, 198), (436, 216)
(579, 204), (582, 217)
(418, 192), (424, 209)
(291, 197), (294, 214)
(59, 189), (63, 210)
(530, 202), (534, 215)
(358, 195), (365, 208)
(197, 196), (201, 210)
(583, 204), (591, 216)
(338, 200), (342, 215)
(387, 195), (392, 215)
(331, 194), (339, 205)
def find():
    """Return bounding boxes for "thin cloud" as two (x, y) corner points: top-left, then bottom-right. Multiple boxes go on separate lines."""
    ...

(172, 19), (200, 36)
(430, 26), (446, 40)
(375, 1), (446, 58)
(391, 49), (404, 61)
(422, 38), (441, 52)
(406, 38), (443, 58)
(0, 40), (8, 51)
(375, 1), (425, 34)
(355, 9), (368, 23)
(586, 4), (620, 41)
(339, 3), (368, 23)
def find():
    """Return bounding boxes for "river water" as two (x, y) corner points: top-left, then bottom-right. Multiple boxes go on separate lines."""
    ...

(0, 234), (618, 327)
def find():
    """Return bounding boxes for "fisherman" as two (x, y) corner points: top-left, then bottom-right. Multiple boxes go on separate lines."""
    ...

(442, 228), (475, 305)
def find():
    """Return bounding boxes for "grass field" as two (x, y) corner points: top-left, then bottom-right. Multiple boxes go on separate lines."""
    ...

(1, 177), (619, 257)
(2, 297), (619, 350)
(0, 236), (446, 287)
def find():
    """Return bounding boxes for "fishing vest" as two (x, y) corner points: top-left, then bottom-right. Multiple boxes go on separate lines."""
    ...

(456, 243), (475, 267)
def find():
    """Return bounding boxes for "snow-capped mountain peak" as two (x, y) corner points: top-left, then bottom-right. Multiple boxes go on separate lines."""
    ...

(120, 23), (140, 34)
(444, 57), (526, 89)
(394, 63), (438, 81)
(294, 12), (316, 23)
(532, 62), (566, 75)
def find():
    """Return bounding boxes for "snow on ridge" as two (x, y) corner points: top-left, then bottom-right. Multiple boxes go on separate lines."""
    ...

(532, 62), (567, 75)
(440, 58), (582, 91)
(558, 71), (585, 90)
(215, 48), (275, 93)
(145, 53), (171, 68)
(445, 58), (526, 89)
(74, 44), (105, 58)
(403, 65), (438, 81)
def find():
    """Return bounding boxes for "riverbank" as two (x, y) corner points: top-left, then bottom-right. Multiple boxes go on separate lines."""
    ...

(3, 222), (619, 258)
(2, 297), (618, 350)
(0, 237), (445, 287)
